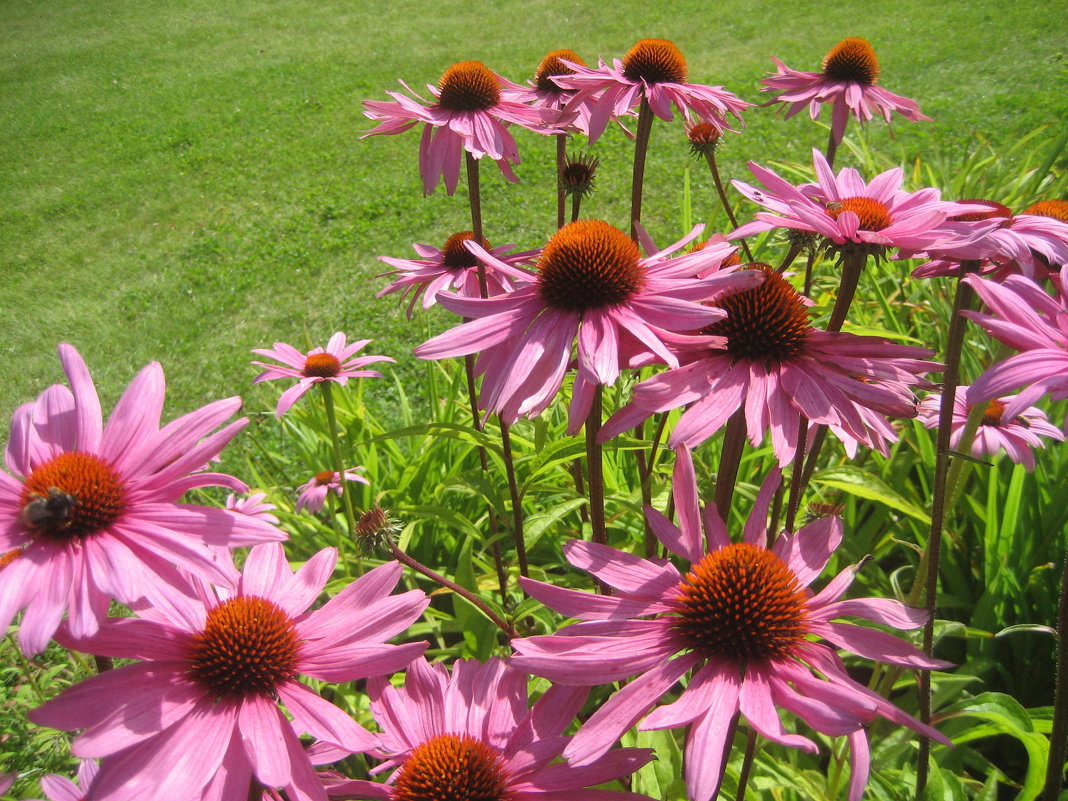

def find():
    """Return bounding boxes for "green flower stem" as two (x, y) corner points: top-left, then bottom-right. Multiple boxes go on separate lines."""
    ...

(629, 97), (655, 240)
(465, 151), (484, 247)
(713, 408), (748, 522)
(702, 150), (753, 263)
(556, 133), (567, 229)
(783, 413), (809, 536)
(6, 633), (46, 704)
(825, 127), (840, 169)
(320, 381), (357, 558)
(1042, 545), (1068, 801)
(571, 192), (582, 224)
(387, 541), (518, 639)
(916, 266), (978, 796)
(499, 419), (529, 577)
(247, 777), (264, 801)
(585, 385), (608, 547)
(734, 726), (759, 801)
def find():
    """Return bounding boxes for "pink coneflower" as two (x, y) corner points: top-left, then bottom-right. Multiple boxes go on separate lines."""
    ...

(252, 333), (394, 418)
(296, 468), (368, 514)
(376, 231), (537, 317)
(226, 491), (279, 524)
(30, 544), (430, 801)
(518, 49), (604, 138)
(323, 656), (655, 801)
(552, 38), (750, 143)
(0, 345), (284, 655)
(963, 265), (1068, 413)
(27, 760), (98, 801)
(912, 200), (1068, 280)
(511, 448), (950, 801)
(414, 219), (762, 432)
(760, 38), (931, 152)
(731, 149), (987, 259)
(600, 265), (939, 463)
(362, 61), (562, 195)
(918, 386), (1063, 471)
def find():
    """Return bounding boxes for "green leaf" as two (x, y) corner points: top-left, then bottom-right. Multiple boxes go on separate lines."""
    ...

(523, 498), (588, 550)
(810, 466), (931, 524)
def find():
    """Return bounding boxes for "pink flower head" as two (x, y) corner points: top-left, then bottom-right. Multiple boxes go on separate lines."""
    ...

(30, 544), (430, 801)
(376, 231), (537, 317)
(515, 49), (607, 138)
(226, 491), (279, 524)
(296, 468), (368, 514)
(511, 448), (950, 801)
(361, 61), (563, 195)
(552, 38), (750, 144)
(325, 656), (655, 801)
(27, 760), (98, 801)
(252, 333), (394, 418)
(0, 344), (284, 655)
(911, 199), (1068, 280)
(760, 37), (931, 148)
(963, 265), (1068, 414)
(918, 386), (1063, 471)
(600, 264), (939, 463)
(731, 149), (989, 259)
(414, 220), (763, 433)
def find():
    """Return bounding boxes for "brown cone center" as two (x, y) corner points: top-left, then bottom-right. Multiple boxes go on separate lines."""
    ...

(20, 452), (126, 541)
(438, 61), (501, 112)
(303, 353), (342, 378)
(703, 265), (810, 363)
(537, 220), (644, 311)
(622, 38), (688, 84)
(822, 37), (880, 85)
(952, 198), (1012, 222)
(825, 197), (893, 231)
(187, 596), (300, 699)
(392, 734), (510, 801)
(441, 232), (490, 270)
(535, 49), (585, 92)
(672, 543), (809, 664)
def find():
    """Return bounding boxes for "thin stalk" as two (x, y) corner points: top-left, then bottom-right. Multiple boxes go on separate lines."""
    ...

(571, 193), (582, 223)
(714, 409), (748, 522)
(556, 133), (567, 229)
(826, 249), (866, 333)
(585, 385), (608, 546)
(917, 267), (978, 796)
(464, 151), (511, 595)
(320, 382), (357, 556)
(1041, 545), (1068, 801)
(388, 541), (518, 639)
(735, 727), (759, 801)
(710, 712), (741, 801)
(6, 633), (46, 703)
(776, 241), (803, 273)
(825, 128), (839, 169)
(570, 458), (590, 525)
(643, 413), (671, 558)
(247, 777), (264, 801)
(499, 420), (529, 577)
(633, 420), (655, 559)
(703, 150), (753, 262)
(629, 97), (656, 240)
(783, 414), (809, 536)
(802, 248), (817, 296)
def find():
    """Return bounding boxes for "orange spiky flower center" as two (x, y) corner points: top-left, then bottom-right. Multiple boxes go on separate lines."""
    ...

(535, 49), (585, 92)
(537, 220), (645, 312)
(441, 232), (490, 270)
(822, 37), (880, 85)
(825, 197), (893, 231)
(188, 596), (300, 699)
(951, 198), (1012, 222)
(20, 452), (126, 541)
(438, 61), (501, 112)
(314, 470), (336, 485)
(981, 399), (1008, 427)
(622, 38), (688, 84)
(303, 353), (342, 378)
(672, 542), (809, 664)
(703, 265), (810, 363)
(1021, 200), (1068, 223)
(392, 734), (510, 801)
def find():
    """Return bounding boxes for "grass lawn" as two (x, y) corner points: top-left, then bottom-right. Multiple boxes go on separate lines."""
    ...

(1, 0), (1065, 424)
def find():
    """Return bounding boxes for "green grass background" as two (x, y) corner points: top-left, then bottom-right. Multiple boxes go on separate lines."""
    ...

(1, 0), (1065, 422)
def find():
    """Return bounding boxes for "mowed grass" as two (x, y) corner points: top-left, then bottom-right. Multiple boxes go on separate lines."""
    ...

(1, 0), (1065, 424)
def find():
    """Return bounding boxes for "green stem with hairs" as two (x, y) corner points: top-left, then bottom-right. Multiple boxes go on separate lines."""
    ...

(735, 727), (760, 801)
(585, 385), (608, 547)
(556, 133), (567, 229)
(1041, 545), (1068, 801)
(320, 381), (357, 560)
(629, 97), (655, 240)
(703, 150), (753, 262)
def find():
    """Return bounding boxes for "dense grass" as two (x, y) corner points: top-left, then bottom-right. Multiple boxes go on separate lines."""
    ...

(1, 0), (1064, 425)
